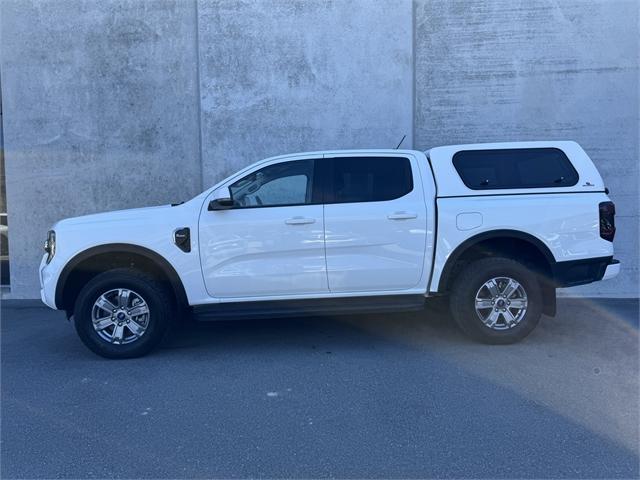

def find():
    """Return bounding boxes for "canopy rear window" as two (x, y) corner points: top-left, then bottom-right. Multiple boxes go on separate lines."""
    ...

(452, 148), (579, 190)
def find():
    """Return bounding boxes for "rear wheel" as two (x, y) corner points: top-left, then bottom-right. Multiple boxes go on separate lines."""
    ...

(449, 257), (542, 344)
(73, 268), (173, 358)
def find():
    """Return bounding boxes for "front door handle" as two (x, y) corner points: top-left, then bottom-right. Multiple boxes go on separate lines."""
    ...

(387, 211), (418, 220)
(285, 216), (316, 225)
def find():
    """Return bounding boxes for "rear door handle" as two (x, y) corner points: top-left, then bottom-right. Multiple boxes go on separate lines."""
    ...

(387, 211), (418, 220)
(285, 216), (316, 225)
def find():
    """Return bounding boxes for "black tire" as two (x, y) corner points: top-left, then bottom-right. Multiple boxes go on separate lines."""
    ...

(73, 268), (173, 358)
(449, 257), (542, 344)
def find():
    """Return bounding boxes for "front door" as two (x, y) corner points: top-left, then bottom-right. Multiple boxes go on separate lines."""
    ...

(323, 154), (427, 292)
(198, 157), (327, 298)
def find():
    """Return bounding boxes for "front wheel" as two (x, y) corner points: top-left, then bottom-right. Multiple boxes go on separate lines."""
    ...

(73, 268), (173, 358)
(449, 257), (543, 344)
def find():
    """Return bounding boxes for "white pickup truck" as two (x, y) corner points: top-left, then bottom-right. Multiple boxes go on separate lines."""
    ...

(40, 141), (620, 358)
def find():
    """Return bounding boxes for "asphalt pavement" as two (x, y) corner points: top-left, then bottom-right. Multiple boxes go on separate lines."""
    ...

(1, 297), (638, 478)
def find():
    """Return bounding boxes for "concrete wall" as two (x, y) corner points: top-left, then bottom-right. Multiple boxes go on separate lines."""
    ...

(0, 0), (202, 295)
(1, 0), (637, 298)
(197, 0), (413, 186)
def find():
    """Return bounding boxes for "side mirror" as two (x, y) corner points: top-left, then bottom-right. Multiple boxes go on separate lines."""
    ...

(208, 188), (235, 211)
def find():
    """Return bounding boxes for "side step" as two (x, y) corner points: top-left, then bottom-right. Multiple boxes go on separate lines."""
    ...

(192, 295), (427, 321)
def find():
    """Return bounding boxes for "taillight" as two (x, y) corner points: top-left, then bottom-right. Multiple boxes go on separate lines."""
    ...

(599, 201), (616, 242)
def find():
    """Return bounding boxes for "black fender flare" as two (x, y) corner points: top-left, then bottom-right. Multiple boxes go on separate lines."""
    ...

(436, 229), (556, 293)
(55, 243), (189, 310)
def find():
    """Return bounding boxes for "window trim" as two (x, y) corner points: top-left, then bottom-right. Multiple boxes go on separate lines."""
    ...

(324, 156), (414, 204)
(226, 159), (322, 210)
(452, 147), (580, 191)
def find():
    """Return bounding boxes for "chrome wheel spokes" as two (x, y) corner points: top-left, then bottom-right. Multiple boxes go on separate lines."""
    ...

(91, 288), (150, 344)
(474, 276), (528, 331)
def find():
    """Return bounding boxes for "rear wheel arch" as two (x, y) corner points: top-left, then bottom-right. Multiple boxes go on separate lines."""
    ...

(56, 244), (188, 315)
(437, 230), (557, 315)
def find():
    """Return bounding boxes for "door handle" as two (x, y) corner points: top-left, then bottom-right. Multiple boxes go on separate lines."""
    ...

(387, 212), (418, 220)
(285, 216), (316, 225)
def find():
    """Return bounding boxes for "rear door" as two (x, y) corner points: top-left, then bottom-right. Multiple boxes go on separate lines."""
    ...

(323, 154), (428, 292)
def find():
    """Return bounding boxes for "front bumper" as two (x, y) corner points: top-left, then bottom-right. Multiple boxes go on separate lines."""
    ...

(39, 254), (58, 309)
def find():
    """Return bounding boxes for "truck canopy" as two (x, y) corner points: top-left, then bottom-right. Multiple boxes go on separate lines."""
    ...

(426, 141), (605, 198)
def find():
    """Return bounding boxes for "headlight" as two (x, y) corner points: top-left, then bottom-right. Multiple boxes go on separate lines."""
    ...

(44, 230), (56, 264)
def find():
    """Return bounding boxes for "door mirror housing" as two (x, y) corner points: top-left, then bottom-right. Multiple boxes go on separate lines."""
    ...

(208, 188), (235, 211)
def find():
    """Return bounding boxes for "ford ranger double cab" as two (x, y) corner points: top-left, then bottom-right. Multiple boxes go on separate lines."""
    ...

(40, 141), (620, 358)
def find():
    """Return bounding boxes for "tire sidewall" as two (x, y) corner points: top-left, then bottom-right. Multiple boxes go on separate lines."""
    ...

(74, 271), (171, 358)
(450, 258), (543, 344)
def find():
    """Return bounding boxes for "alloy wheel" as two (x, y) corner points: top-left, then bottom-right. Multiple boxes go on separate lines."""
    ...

(474, 276), (528, 330)
(91, 288), (150, 344)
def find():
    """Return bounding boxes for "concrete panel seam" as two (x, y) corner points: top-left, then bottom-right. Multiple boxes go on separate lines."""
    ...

(411, 0), (416, 149)
(195, 0), (204, 192)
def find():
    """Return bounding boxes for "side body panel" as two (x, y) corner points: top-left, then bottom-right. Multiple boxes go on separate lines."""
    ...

(427, 141), (615, 293)
(429, 192), (614, 292)
(41, 142), (615, 311)
(197, 153), (327, 299)
(323, 152), (431, 292)
(39, 200), (209, 309)
(197, 150), (437, 303)
(199, 204), (327, 297)
(42, 149), (436, 310)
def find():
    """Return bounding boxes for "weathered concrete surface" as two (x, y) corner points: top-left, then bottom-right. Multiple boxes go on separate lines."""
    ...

(415, 0), (639, 296)
(197, 0), (413, 187)
(0, 0), (202, 297)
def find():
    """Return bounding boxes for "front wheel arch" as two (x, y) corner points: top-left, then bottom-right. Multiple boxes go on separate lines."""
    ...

(56, 244), (188, 315)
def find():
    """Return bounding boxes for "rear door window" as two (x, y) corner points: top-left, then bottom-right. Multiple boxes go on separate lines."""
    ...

(328, 157), (413, 203)
(452, 148), (579, 190)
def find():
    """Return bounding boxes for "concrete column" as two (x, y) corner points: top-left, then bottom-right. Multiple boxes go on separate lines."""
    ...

(197, 0), (414, 187)
(415, 0), (639, 297)
(0, 0), (202, 297)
